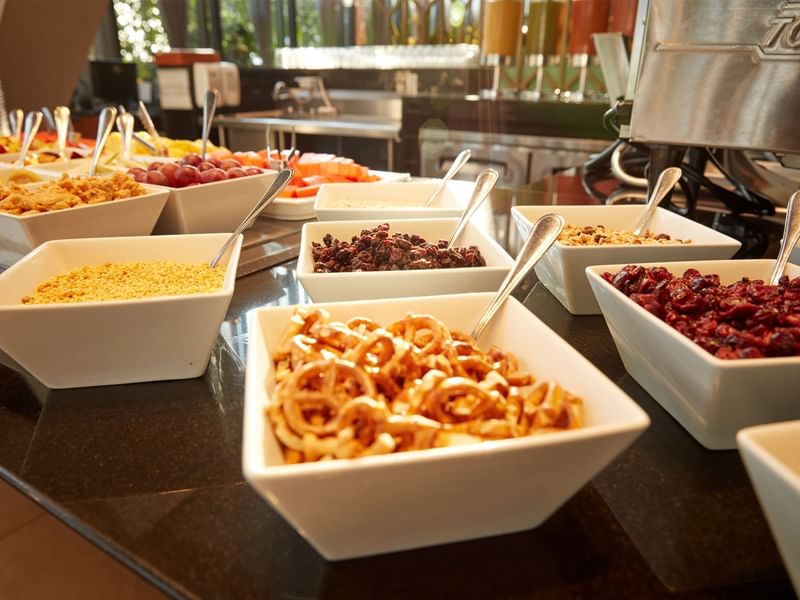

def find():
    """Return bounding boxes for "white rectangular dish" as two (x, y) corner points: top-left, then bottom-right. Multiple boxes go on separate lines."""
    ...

(152, 170), (278, 234)
(0, 233), (242, 388)
(0, 182), (170, 268)
(243, 292), (650, 560)
(512, 205), (741, 315)
(738, 420), (800, 595)
(586, 259), (800, 449)
(297, 218), (513, 302)
(313, 180), (473, 221)
(261, 170), (411, 221)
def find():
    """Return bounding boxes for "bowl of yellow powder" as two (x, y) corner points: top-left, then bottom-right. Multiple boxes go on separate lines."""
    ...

(0, 232), (242, 388)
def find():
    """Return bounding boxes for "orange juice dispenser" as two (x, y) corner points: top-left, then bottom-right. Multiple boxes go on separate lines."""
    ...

(567, 0), (610, 101)
(524, 0), (566, 99)
(481, 0), (525, 97)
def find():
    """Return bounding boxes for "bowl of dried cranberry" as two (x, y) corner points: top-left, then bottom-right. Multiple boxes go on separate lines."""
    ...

(586, 259), (800, 450)
(297, 219), (513, 302)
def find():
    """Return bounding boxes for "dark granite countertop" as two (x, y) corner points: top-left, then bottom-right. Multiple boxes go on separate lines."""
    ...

(0, 173), (795, 599)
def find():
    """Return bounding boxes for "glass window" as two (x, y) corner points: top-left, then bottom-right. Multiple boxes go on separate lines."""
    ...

(113, 0), (170, 77)
(220, 0), (263, 65)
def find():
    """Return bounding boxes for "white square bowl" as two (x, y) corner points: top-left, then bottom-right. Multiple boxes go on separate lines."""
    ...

(243, 292), (650, 560)
(737, 420), (800, 595)
(511, 205), (742, 315)
(0, 182), (170, 268)
(152, 170), (278, 234)
(313, 180), (474, 221)
(0, 233), (242, 388)
(297, 218), (513, 302)
(586, 259), (800, 449)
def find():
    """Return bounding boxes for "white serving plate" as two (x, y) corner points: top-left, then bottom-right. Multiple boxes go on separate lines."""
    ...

(512, 205), (742, 315)
(297, 218), (513, 302)
(313, 180), (474, 221)
(738, 420), (800, 595)
(261, 170), (411, 221)
(0, 182), (170, 268)
(586, 259), (800, 449)
(0, 233), (241, 388)
(243, 292), (650, 560)
(152, 170), (278, 234)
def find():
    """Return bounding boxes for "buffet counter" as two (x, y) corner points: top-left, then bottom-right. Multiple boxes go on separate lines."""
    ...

(0, 173), (795, 599)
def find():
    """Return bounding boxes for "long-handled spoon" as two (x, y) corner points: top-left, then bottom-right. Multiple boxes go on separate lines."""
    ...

(53, 106), (71, 160)
(769, 190), (800, 285)
(88, 106), (117, 177)
(471, 213), (565, 341)
(632, 166), (683, 236)
(200, 89), (218, 161)
(15, 111), (43, 167)
(426, 148), (471, 207)
(116, 111), (135, 162)
(447, 168), (498, 249)
(10, 109), (23, 140)
(138, 100), (166, 156)
(209, 168), (295, 268)
(117, 105), (159, 155)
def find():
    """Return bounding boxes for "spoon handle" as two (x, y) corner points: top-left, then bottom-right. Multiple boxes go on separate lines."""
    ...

(471, 213), (565, 341)
(209, 168), (295, 268)
(10, 109), (23, 139)
(89, 107), (117, 177)
(426, 149), (471, 207)
(769, 190), (800, 285)
(53, 106), (70, 158)
(201, 89), (219, 160)
(116, 112), (135, 162)
(447, 168), (498, 248)
(15, 111), (43, 167)
(632, 166), (682, 236)
(138, 100), (165, 155)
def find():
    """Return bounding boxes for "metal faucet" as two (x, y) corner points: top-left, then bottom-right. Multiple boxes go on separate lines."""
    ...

(295, 76), (338, 117)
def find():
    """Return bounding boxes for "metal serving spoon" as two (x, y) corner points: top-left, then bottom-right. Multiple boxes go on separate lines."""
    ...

(471, 213), (565, 341)
(89, 106), (117, 177)
(53, 106), (71, 160)
(15, 111), (43, 167)
(138, 100), (166, 156)
(447, 168), (498, 249)
(426, 148), (471, 207)
(10, 108), (23, 140)
(200, 89), (218, 161)
(209, 168), (294, 268)
(116, 111), (135, 162)
(632, 166), (683, 236)
(769, 189), (800, 285)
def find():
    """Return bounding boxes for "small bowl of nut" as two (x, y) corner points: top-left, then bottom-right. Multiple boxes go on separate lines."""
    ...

(296, 218), (514, 302)
(511, 205), (742, 315)
(0, 232), (242, 388)
(243, 292), (650, 559)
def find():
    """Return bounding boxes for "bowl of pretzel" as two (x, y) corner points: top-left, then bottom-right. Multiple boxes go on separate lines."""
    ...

(243, 292), (650, 560)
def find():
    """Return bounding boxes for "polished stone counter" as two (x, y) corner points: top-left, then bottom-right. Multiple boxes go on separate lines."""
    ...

(0, 175), (795, 599)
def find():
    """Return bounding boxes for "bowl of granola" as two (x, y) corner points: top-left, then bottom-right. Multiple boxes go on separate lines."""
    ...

(511, 205), (741, 315)
(0, 173), (169, 267)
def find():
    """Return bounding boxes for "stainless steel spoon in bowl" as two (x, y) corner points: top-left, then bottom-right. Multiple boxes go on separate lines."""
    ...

(89, 106), (118, 177)
(632, 166), (683, 236)
(200, 89), (219, 161)
(53, 106), (71, 160)
(10, 108), (23, 140)
(15, 111), (43, 167)
(209, 168), (295, 268)
(116, 111), (135, 163)
(769, 189), (800, 285)
(471, 213), (565, 341)
(426, 148), (471, 207)
(447, 168), (499, 249)
(138, 100), (166, 156)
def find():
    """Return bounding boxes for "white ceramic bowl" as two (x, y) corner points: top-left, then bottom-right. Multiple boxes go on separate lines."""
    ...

(0, 182), (170, 267)
(738, 420), (800, 595)
(313, 180), (474, 221)
(243, 292), (650, 560)
(261, 170), (411, 222)
(586, 259), (800, 449)
(0, 233), (242, 389)
(511, 205), (742, 315)
(152, 170), (278, 234)
(297, 218), (513, 302)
